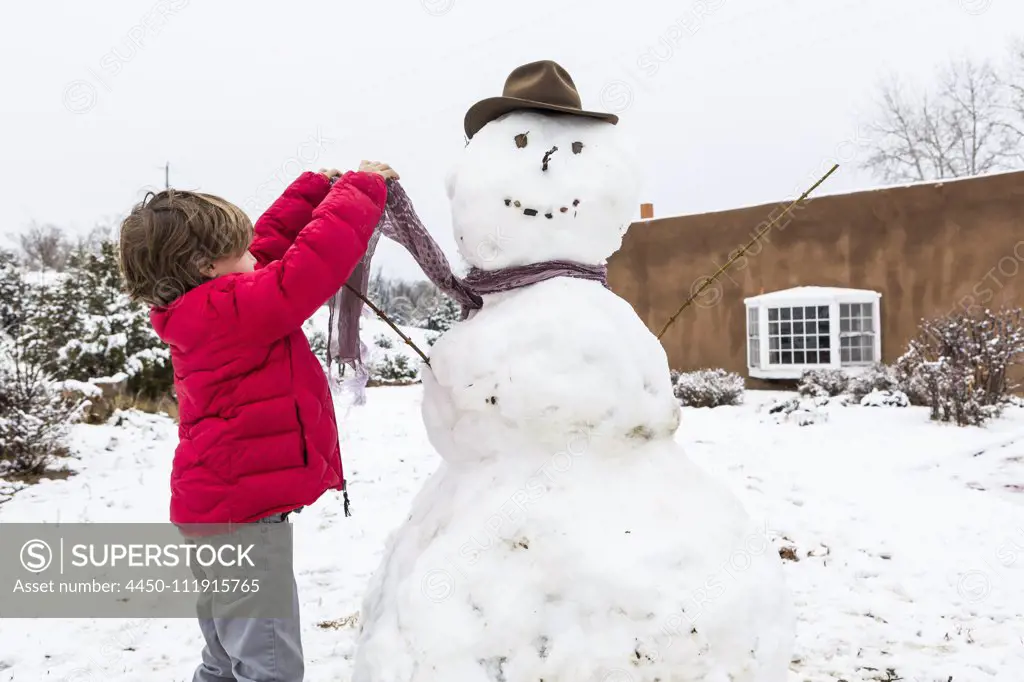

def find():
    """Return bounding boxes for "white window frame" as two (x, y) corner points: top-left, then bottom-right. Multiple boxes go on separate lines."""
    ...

(839, 302), (877, 365)
(743, 288), (882, 380)
(747, 306), (761, 368)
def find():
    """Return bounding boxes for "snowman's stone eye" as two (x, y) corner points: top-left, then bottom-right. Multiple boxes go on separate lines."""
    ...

(572, 141), (584, 154)
(515, 133), (529, 149)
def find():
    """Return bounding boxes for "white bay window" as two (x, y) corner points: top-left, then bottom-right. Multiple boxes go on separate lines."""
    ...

(744, 287), (881, 379)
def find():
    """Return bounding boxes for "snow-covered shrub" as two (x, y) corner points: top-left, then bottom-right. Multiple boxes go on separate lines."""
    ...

(0, 250), (25, 335)
(894, 308), (1023, 426)
(22, 241), (172, 401)
(369, 353), (418, 385)
(763, 395), (828, 426)
(422, 293), (462, 333)
(374, 333), (394, 350)
(797, 368), (849, 398)
(671, 368), (745, 408)
(860, 389), (909, 408)
(847, 363), (903, 401)
(303, 321), (328, 365)
(303, 327), (327, 364)
(0, 336), (81, 477)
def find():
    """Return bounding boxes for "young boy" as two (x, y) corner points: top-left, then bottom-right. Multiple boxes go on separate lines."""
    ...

(118, 161), (398, 681)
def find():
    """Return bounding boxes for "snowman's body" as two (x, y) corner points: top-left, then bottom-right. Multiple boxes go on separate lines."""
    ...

(354, 112), (793, 682)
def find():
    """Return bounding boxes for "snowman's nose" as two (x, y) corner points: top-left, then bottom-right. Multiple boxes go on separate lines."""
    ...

(541, 145), (558, 172)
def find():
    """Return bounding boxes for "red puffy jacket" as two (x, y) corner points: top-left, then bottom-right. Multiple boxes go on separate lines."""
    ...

(151, 171), (386, 525)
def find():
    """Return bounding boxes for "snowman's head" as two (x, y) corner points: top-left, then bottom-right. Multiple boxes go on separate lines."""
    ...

(446, 110), (641, 271)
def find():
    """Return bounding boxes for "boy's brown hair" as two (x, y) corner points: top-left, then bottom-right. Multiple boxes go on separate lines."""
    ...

(119, 190), (254, 307)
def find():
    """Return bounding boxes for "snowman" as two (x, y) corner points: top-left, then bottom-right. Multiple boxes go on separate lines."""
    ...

(353, 61), (794, 682)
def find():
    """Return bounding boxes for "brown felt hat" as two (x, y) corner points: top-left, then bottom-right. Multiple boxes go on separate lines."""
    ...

(464, 60), (619, 140)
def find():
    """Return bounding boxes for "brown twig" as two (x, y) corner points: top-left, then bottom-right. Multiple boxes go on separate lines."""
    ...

(656, 164), (840, 340)
(343, 283), (431, 366)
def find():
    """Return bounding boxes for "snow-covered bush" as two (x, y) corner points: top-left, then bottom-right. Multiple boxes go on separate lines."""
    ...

(0, 335), (81, 477)
(797, 368), (849, 398)
(860, 389), (909, 408)
(670, 368), (745, 408)
(0, 251), (25, 335)
(763, 395), (828, 426)
(894, 308), (1023, 426)
(302, 321), (328, 365)
(369, 353), (419, 385)
(422, 293), (462, 333)
(22, 241), (172, 401)
(847, 363), (904, 401)
(374, 333), (394, 350)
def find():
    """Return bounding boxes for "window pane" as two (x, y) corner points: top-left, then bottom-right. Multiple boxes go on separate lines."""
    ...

(818, 320), (830, 333)
(805, 306), (817, 320)
(769, 322), (779, 335)
(850, 318), (861, 332)
(793, 307), (803, 320)
(807, 336), (818, 349)
(780, 336), (792, 350)
(794, 336), (805, 349)
(769, 337), (779, 349)
(840, 318), (850, 332)
(781, 351), (792, 364)
(793, 321), (804, 334)
(780, 308), (791, 321)
(794, 351), (805, 363)
(820, 350), (830, 363)
(769, 351), (779, 364)
(781, 322), (791, 335)
(820, 335), (830, 349)
(840, 303), (851, 317)
(768, 308), (778, 321)
(863, 346), (875, 362)
(841, 347), (850, 363)
(861, 315), (873, 332)
(850, 347), (862, 362)
(818, 305), (829, 318)
(805, 351), (817, 363)
(840, 337), (852, 349)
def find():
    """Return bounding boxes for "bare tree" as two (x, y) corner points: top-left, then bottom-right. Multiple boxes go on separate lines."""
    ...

(17, 222), (71, 271)
(862, 57), (1023, 183)
(1006, 39), (1024, 164)
(74, 224), (114, 255)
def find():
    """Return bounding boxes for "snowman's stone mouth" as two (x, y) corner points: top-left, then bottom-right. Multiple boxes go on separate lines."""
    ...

(504, 198), (580, 219)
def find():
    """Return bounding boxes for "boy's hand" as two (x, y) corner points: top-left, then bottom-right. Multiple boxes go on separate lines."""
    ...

(318, 168), (343, 182)
(358, 160), (399, 182)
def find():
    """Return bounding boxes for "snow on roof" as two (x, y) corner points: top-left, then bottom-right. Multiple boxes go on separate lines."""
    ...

(744, 286), (881, 305)
(632, 167), (1024, 225)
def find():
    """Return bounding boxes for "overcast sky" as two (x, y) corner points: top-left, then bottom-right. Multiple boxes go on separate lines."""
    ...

(2, 0), (1021, 280)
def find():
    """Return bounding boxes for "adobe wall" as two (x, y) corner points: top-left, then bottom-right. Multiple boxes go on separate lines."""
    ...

(608, 171), (1024, 386)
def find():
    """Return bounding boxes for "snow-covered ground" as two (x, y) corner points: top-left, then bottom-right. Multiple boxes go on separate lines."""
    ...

(1, 390), (1023, 681)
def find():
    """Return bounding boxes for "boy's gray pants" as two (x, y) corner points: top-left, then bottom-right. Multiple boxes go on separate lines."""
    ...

(191, 512), (303, 682)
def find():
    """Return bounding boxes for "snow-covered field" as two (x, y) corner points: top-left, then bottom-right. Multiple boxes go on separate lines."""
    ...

(1, 389), (1023, 681)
